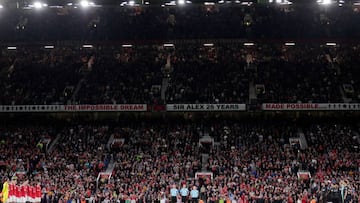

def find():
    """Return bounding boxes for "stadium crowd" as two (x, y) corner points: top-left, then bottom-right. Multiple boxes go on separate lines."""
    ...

(1, 43), (359, 105)
(1, 121), (359, 203)
(1, 2), (360, 203)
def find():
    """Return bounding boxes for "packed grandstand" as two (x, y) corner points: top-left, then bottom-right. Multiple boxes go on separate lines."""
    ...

(0, 1), (360, 203)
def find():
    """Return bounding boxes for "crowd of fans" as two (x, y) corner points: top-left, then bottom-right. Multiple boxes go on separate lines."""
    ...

(2, 43), (359, 105)
(1, 2), (359, 203)
(0, 124), (112, 203)
(252, 44), (346, 103)
(75, 46), (163, 104)
(1, 121), (359, 203)
(1, 4), (360, 41)
(0, 48), (82, 105)
(165, 44), (249, 103)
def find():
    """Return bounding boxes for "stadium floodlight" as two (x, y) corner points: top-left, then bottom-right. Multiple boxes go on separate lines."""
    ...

(128, 0), (135, 6)
(44, 45), (54, 49)
(122, 44), (133, 48)
(186, 1), (192, 3)
(285, 42), (295, 46)
(165, 1), (176, 6)
(203, 43), (214, 47)
(34, 1), (42, 8)
(326, 42), (337, 46)
(178, 0), (185, 5)
(7, 46), (17, 50)
(164, 43), (174, 47)
(31, 1), (48, 9)
(244, 42), (254, 46)
(241, 1), (253, 5)
(317, 0), (333, 5)
(218, 0), (225, 3)
(144, 1), (150, 4)
(204, 2), (215, 5)
(83, 44), (93, 48)
(80, 0), (90, 7)
(274, 0), (292, 4)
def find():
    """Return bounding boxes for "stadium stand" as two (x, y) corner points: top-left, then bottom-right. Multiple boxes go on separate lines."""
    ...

(0, 2), (359, 203)
(0, 120), (359, 203)
(1, 43), (360, 105)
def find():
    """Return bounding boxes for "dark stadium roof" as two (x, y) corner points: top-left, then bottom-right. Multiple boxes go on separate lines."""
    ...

(0, 0), (359, 8)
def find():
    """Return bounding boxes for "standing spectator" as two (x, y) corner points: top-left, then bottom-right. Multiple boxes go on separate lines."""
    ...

(180, 185), (189, 203)
(200, 185), (206, 202)
(190, 186), (199, 203)
(170, 184), (179, 203)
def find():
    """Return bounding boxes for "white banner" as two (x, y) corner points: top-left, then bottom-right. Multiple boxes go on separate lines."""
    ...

(0, 104), (147, 112)
(262, 103), (360, 111)
(166, 104), (246, 111)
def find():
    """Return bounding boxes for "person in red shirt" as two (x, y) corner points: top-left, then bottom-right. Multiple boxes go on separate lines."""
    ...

(14, 185), (20, 203)
(301, 192), (308, 203)
(288, 194), (294, 203)
(36, 184), (42, 202)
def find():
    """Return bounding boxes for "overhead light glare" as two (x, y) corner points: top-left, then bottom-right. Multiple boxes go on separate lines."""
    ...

(31, 1), (48, 9)
(317, 0), (332, 5)
(244, 42), (254, 46)
(285, 42), (295, 46)
(164, 43), (174, 47)
(326, 42), (337, 46)
(241, 1), (253, 5)
(44, 45), (54, 49)
(80, 0), (90, 7)
(128, 0), (135, 6)
(83, 44), (93, 48)
(165, 1), (176, 5)
(203, 43), (214, 47)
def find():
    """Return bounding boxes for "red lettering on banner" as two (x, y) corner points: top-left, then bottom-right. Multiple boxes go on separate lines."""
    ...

(119, 104), (145, 110)
(52, 104), (146, 112)
(286, 103), (319, 109)
(64, 105), (77, 111)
